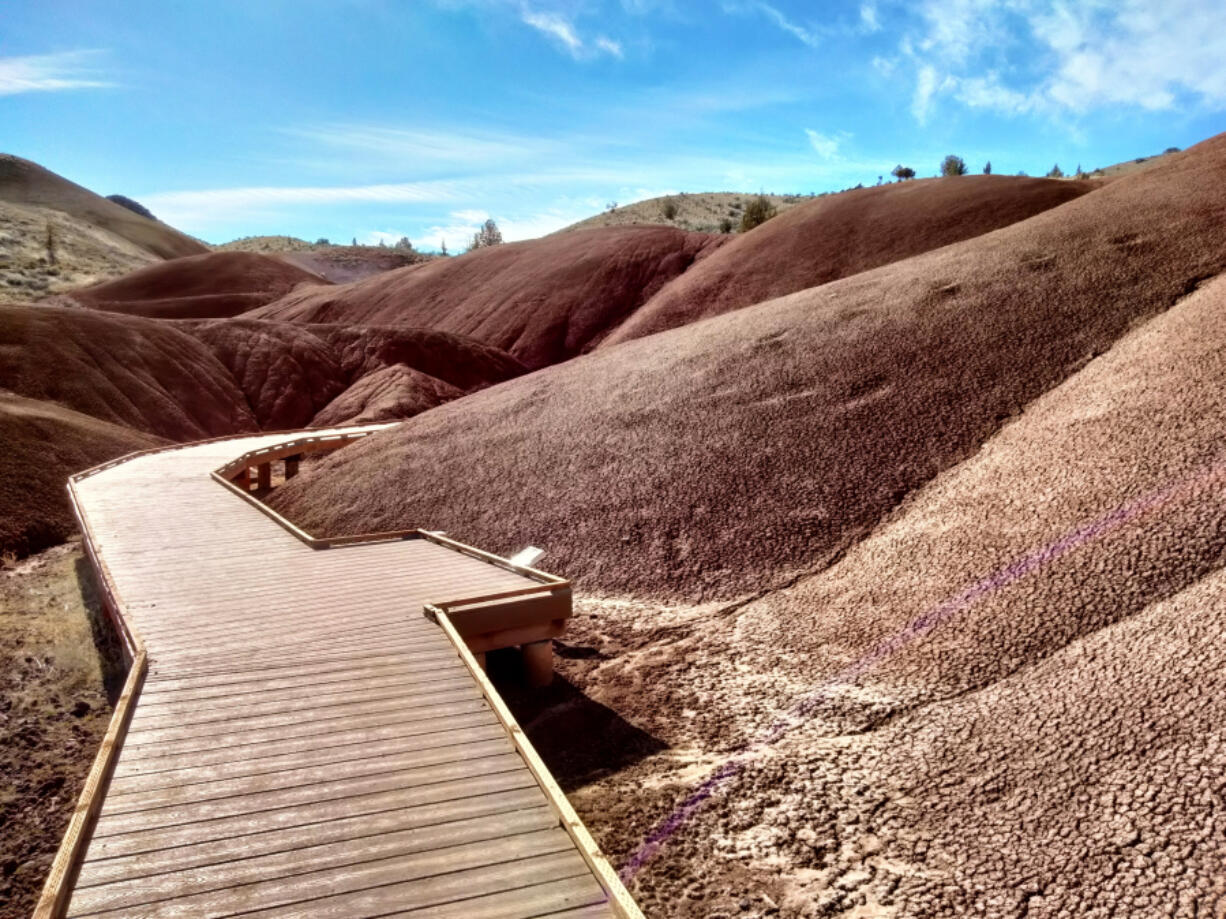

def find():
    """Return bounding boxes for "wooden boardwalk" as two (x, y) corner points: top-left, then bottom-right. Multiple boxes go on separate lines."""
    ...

(40, 427), (639, 918)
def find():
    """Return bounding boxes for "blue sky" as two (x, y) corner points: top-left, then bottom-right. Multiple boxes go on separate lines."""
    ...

(4, 0), (1225, 251)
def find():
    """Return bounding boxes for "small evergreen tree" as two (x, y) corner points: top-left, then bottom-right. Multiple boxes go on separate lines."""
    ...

(983, 161), (992, 175)
(440, 239), (448, 256)
(45, 221), (57, 265)
(891, 164), (916, 181)
(469, 218), (504, 250)
(394, 236), (413, 251)
(1046, 163), (1064, 178)
(940, 155), (968, 176)
(352, 237), (357, 246)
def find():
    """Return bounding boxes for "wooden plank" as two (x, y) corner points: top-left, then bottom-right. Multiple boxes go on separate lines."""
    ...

(116, 699), (491, 764)
(77, 790), (552, 888)
(104, 733), (514, 815)
(230, 849), (592, 919)
(384, 876), (613, 919)
(91, 752), (528, 838)
(70, 808), (561, 914)
(122, 683), (480, 748)
(86, 769), (540, 862)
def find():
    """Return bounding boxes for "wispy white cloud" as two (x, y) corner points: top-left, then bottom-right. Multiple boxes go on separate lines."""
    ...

(859, 3), (881, 33)
(595, 36), (625, 58)
(804, 129), (843, 159)
(0, 50), (113, 96)
(521, 9), (583, 54)
(902, 0), (1226, 122)
(751, 2), (820, 47)
(283, 124), (556, 167)
(520, 7), (624, 59)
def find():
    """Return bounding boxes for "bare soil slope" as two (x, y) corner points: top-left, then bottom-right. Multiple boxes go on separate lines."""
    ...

(269, 136), (1226, 601)
(268, 134), (1226, 914)
(0, 394), (163, 558)
(65, 251), (327, 319)
(606, 175), (1094, 345)
(184, 319), (525, 429)
(579, 271), (1226, 915)
(0, 155), (206, 261)
(0, 304), (256, 439)
(250, 226), (725, 370)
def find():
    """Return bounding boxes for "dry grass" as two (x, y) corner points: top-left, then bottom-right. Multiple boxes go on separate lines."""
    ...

(560, 192), (808, 235)
(0, 201), (156, 297)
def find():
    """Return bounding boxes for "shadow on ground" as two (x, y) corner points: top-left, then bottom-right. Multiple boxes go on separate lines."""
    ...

(74, 554), (127, 704)
(488, 646), (666, 793)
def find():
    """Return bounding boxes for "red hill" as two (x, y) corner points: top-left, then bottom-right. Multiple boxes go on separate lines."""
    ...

(250, 226), (725, 370)
(0, 304), (256, 440)
(605, 174), (1094, 346)
(268, 135), (1226, 601)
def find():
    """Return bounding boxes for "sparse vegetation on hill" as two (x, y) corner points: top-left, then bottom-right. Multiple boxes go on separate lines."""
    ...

(559, 191), (805, 234)
(738, 194), (777, 232)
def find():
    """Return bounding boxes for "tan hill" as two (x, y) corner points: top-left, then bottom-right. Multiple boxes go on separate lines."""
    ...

(264, 134), (1226, 913)
(605, 174), (1093, 346)
(0, 154), (208, 298)
(560, 191), (806, 234)
(217, 236), (429, 283)
(0, 200), (158, 297)
(0, 154), (206, 261)
(64, 251), (328, 319)
(250, 226), (725, 370)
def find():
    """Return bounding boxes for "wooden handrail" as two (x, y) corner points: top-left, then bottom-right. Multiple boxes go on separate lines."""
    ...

(428, 606), (645, 919)
(33, 483), (149, 919)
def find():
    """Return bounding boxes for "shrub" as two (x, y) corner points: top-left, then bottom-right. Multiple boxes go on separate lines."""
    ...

(469, 218), (504, 251)
(1164, 146), (1181, 154)
(661, 198), (679, 220)
(719, 217), (734, 234)
(106, 194), (157, 221)
(891, 164), (916, 181)
(315, 238), (331, 246)
(940, 155), (968, 176)
(739, 195), (776, 233)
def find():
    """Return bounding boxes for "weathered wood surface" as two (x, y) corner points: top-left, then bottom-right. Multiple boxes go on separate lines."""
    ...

(63, 427), (622, 918)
